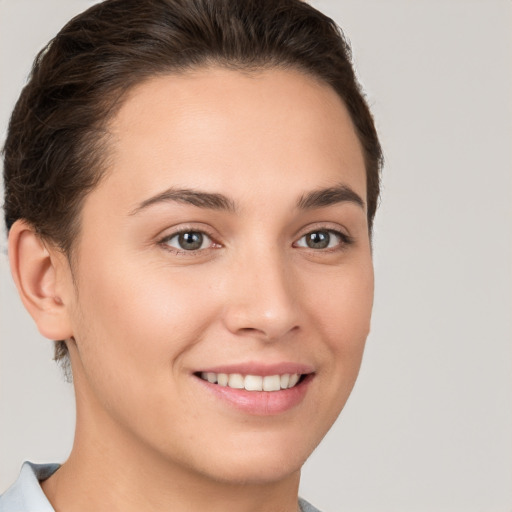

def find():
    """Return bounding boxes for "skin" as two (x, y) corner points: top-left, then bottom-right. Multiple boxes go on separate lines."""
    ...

(9, 67), (374, 512)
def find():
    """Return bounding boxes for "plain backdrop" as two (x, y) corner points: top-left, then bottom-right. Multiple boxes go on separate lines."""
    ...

(1, 1), (511, 510)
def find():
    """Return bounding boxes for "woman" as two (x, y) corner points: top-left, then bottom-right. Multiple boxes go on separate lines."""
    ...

(1, 1), (382, 510)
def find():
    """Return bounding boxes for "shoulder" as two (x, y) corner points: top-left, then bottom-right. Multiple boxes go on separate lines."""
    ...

(0, 462), (59, 512)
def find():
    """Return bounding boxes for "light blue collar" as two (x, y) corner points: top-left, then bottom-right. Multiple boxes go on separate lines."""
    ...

(0, 462), (59, 512)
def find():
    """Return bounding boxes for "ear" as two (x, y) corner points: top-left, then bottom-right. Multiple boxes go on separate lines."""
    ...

(8, 220), (74, 341)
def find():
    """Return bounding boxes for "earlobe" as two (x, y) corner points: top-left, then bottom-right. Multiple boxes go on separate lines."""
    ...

(8, 220), (74, 341)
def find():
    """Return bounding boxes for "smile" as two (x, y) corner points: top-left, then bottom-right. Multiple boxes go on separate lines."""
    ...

(199, 372), (302, 391)
(194, 364), (314, 415)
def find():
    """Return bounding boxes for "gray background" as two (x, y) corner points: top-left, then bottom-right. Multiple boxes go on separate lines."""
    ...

(1, 1), (511, 510)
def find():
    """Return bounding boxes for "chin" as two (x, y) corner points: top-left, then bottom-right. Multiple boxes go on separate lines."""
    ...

(202, 454), (304, 486)
(183, 431), (319, 486)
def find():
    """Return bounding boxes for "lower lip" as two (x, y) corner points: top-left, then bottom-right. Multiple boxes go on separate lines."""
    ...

(195, 374), (314, 416)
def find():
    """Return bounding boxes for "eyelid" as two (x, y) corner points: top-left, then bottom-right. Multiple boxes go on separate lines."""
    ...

(294, 221), (352, 239)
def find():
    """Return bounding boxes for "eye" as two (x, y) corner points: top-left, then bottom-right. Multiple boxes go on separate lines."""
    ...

(161, 230), (213, 251)
(295, 229), (347, 250)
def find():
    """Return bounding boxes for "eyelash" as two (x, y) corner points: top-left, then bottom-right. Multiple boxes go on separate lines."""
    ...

(158, 227), (353, 255)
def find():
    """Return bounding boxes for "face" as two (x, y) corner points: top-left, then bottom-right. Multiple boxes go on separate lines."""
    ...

(63, 67), (374, 485)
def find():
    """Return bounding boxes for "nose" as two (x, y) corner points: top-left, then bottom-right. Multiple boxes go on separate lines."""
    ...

(221, 249), (301, 342)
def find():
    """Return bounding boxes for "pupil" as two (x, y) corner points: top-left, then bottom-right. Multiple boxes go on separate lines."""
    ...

(179, 232), (203, 250)
(307, 231), (329, 249)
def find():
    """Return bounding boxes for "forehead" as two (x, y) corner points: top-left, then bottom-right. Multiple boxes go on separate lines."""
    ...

(92, 67), (366, 214)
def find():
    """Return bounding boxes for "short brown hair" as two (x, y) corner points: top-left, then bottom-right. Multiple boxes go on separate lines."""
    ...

(3, 0), (383, 363)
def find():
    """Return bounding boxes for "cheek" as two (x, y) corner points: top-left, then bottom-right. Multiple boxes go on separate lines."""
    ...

(313, 260), (374, 341)
(310, 260), (374, 389)
(72, 255), (220, 380)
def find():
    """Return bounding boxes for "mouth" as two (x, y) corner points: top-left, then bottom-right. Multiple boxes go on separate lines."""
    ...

(196, 371), (305, 391)
(193, 367), (314, 415)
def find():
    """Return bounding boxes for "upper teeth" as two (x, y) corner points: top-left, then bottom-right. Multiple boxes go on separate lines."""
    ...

(200, 372), (301, 391)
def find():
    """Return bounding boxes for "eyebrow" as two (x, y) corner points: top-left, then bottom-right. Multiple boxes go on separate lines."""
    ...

(296, 183), (365, 211)
(129, 183), (365, 216)
(129, 187), (238, 215)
